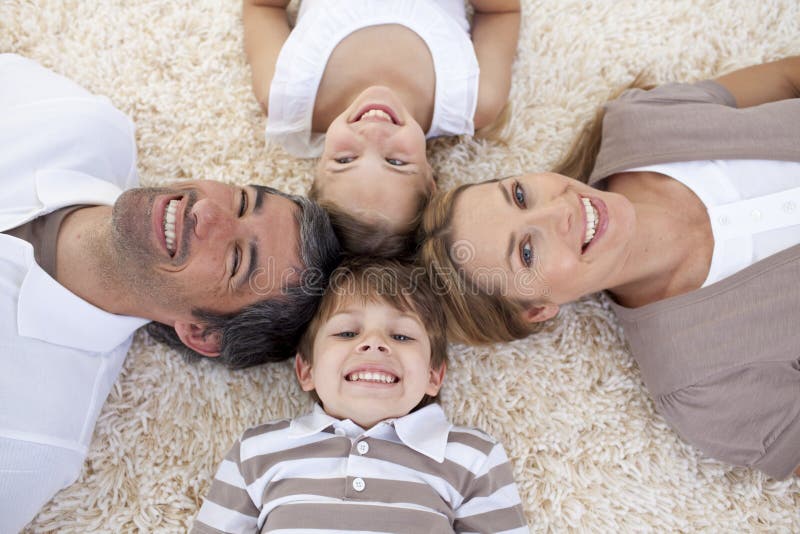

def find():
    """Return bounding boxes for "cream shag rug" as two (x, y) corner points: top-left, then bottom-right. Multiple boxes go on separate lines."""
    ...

(2, 0), (799, 531)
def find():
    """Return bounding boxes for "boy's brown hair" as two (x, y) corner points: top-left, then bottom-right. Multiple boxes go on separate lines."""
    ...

(297, 257), (448, 406)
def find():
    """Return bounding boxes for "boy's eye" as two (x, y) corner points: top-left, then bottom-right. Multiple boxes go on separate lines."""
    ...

(392, 334), (413, 342)
(238, 189), (248, 217)
(520, 240), (534, 268)
(334, 331), (357, 338)
(386, 158), (407, 166)
(513, 181), (526, 207)
(335, 156), (355, 164)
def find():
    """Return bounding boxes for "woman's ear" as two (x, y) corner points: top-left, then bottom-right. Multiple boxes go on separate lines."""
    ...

(173, 321), (221, 357)
(425, 361), (447, 396)
(521, 303), (559, 323)
(295, 353), (315, 392)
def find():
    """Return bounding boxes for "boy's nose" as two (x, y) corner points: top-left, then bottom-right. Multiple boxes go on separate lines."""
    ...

(357, 334), (390, 354)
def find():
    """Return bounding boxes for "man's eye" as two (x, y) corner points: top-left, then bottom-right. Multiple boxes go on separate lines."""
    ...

(513, 181), (526, 207)
(386, 158), (407, 166)
(238, 189), (247, 217)
(335, 331), (357, 338)
(335, 156), (355, 164)
(392, 334), (413, 342)
(521, 240), (534, 268)
(231, 246), (241, 277)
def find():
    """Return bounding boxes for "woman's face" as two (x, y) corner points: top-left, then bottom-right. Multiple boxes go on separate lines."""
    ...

(450, 172), (637, 318)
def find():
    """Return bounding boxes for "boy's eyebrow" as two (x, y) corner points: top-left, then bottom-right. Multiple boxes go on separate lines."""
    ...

(327, 165), (421, 177)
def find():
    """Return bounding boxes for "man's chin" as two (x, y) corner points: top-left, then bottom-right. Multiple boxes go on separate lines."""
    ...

(111, 187), (162, 260)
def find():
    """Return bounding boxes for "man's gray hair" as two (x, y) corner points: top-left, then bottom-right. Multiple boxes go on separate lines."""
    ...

(146, 185), (341, 369)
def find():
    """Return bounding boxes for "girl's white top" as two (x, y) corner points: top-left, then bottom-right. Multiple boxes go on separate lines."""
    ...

(266, 0), (479, 157)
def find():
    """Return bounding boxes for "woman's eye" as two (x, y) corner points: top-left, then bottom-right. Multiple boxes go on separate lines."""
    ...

(335, 331), (357, 338)
(238, 189), (247, 217)
(521, 240), (534, 268)
(392, 334), (413, 342)
(335, 156), (355, 164)
(513, 181), (526, 207)
(386, 158), (407, 166)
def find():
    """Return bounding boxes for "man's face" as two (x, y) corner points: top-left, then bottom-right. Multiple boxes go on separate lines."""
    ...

(109, 180), (303, 323)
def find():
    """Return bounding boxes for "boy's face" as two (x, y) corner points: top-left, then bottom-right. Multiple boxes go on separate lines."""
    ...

(295, 297), (445, 429)
(317, 85), (435, 231)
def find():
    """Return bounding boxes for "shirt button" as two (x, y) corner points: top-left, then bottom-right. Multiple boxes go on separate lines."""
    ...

(783, 201), (797, 213)
(356, 441), (369, 455)
(718, 215), (730, 225)
(334, 428), (346, 437)
(352, 477), (366, 492)
(750, 209), (762, 221)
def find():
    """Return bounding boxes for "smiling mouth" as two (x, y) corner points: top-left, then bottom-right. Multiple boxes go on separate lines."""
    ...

(353, 104), (399, 125)
(581, 197), (599, 251)
(164, 199), (179, 256)
(346, 371), (399, 384)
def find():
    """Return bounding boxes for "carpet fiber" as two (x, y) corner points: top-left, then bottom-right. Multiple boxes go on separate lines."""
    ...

(2, 0), (799, 531)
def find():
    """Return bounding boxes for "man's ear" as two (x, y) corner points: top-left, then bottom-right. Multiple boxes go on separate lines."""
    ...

(173, 321), (221, 357)
(295, 353), (315, 392)
(521, 303), (559, 323)
(425, 361), (447, 397)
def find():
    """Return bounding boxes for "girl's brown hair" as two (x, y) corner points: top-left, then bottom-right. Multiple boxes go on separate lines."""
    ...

(419, 77), (654, 344)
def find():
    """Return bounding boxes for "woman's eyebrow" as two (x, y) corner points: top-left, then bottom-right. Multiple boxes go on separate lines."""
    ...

(498, 180), (512, 207)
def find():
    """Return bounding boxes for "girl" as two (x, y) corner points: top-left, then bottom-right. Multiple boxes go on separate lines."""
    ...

(243, 0), (519, 255)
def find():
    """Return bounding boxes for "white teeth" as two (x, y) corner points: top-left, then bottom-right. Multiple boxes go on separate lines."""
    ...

(359, 109), (393, 122)
(347, 371), (398, 384)
(582, 197), (599, 246)
(164, 199), (179, 254)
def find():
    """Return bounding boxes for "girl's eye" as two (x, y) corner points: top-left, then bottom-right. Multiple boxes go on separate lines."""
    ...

(238, 189), (247, 217)
(521, 240), (534, 268)
(392, 334), (413, 342)
(513, 181), (526, 207)
(335, 156), (355, 164)
(386, 158), (407, 166)
(335, 331), (357, 338)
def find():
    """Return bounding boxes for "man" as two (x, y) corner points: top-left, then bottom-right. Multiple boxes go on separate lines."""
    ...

(0, 55), (340, 532)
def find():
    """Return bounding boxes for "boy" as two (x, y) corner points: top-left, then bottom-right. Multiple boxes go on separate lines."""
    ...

(192, 258), (529, 533)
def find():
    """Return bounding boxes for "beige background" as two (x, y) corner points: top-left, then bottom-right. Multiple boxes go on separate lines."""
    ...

(2, 0), (799, 531)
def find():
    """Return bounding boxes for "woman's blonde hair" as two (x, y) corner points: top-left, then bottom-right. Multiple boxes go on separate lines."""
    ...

(419, 76), (654, 344)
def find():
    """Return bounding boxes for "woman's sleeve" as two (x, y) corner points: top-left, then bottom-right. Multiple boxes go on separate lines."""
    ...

(656, 360), (800, 480)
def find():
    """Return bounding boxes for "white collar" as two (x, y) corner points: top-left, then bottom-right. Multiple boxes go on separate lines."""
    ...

(12, 236), (148, 352)
(289, 403), (453, 463)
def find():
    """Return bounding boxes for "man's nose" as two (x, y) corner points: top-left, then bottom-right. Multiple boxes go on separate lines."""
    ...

(192, 198), (234, 240)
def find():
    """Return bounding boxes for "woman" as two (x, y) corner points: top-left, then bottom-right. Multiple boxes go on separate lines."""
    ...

(420, 57), (800, 479)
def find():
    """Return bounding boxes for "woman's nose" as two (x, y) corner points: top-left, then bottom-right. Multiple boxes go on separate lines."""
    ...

(192, 198), (234, 240)
(527, 197), (572, 236)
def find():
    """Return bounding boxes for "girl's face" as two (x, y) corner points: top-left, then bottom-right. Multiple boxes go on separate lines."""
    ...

(449, 172), (637, 321)
(317, 86), (434, 229)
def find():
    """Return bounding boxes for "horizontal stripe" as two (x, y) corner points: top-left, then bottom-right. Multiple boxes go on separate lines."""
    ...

(467, 457), (518, 500)
(241, 435), (350, 483)
(449, 429), (496, 456)
(264, 502), (453, 533)
(240, 419), (290, 443)
(205, 479), (259, 518)
(454, 501), (529, 533)
(261, 477), (454, 522)
(192, 499), (258, 533)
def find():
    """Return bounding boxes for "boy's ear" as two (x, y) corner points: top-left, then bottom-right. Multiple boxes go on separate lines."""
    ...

(173, 321), (221, 357)
(520, 303), (559, 324)
(425, 361), (447, 397)
(294, 353), (315, 392)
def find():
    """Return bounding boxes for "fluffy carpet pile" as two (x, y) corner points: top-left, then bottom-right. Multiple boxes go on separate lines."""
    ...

(2, 0), (799, 531)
